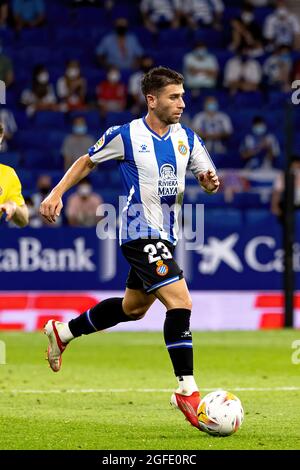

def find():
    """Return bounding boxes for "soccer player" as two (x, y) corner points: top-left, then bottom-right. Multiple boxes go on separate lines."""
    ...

(40, 67), (220, 430)
(0, 124), (28, 227)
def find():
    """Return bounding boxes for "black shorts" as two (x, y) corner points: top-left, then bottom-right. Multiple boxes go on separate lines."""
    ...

(121, 239), (183, 294)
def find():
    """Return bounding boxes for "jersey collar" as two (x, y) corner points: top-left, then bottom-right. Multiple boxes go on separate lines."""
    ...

(142, 117), (171, 141)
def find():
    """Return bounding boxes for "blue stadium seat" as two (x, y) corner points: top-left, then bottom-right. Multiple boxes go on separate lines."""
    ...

(33, 112), (67, 129)
(0, 151), (21, 168)
(244, 209), (274, 226)
(204, 208), (243, 228)
(233, 192), (264, 208)
(17, 170), (35, 191)
(105, 111), (133, 129)
(232, 91), (265, 109)
(22, 149), (63, 170)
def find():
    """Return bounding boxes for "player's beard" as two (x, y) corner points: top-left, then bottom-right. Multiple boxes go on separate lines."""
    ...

(155, 107), (181, 125)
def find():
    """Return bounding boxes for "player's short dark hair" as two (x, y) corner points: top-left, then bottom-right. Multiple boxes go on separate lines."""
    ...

(141, 66), (184, 97)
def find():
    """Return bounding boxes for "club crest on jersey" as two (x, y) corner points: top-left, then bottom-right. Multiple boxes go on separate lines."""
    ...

(157, 164), (178, 197)
(93, 135), (105, 152)
(156, 260), (169, 276)
(178, 141), (188, 155)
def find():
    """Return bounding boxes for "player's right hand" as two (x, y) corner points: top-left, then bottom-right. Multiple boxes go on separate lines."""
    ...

(40, 193), (63, 223)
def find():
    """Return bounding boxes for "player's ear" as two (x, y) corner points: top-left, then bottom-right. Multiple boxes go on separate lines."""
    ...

(146, 94), (156, 109)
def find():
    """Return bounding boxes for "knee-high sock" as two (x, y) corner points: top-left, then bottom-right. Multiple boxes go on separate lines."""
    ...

(163, 308), (193, 377)
(68, 297), (132, 337)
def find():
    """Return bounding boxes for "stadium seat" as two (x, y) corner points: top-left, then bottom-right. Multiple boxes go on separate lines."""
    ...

(105, 111), (133, 129)
(232, 192), (263, 208)
(244, 209), (274, 226)
(33, 112), (67, 129)
(204, 208), (243, 228)
(0, 151), (21, 168)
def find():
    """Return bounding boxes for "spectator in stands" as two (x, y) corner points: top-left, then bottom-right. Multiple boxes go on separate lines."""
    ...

(140, 0), (180, 33)
(263, 0), (300, 50)
(183, 42), (219, 95)
(0, 40), (14, 87)
(263, 44), (292, 92)
(96, 66), (127, 115)
(179, 0), (224, 30)
(271, 155), (300, 218)
(240, 116), (280, 169)
(24, 196), (43, 228)
(31, 174), (61, 226)
(66, 178), (103, 227)
(0, 1), (8, 29)
(224, 46), (262, 94)
(229, 3), (264, 57)
(192, 96), (233, 155)
(128, 55), (154, 116)
(12, 0), (46, 31)
(20, 65), (57, 117)
(96, 17), (143, 70)
(293, 57), (300, 81)
(61, 116), (94, 170)
(57, 60), (87, 112)
(0, 108), (17, 152)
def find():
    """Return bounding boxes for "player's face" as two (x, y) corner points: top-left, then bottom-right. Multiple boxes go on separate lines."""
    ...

(151, 84), (185, 125)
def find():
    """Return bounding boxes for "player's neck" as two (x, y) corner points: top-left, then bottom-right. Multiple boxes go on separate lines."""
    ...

(144, 114), (170, 137)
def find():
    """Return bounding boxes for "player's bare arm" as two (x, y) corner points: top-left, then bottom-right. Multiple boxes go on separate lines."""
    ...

(0, 201), (29, 227)
(40, 154), (96, 223)
(198, 169), (220, 193)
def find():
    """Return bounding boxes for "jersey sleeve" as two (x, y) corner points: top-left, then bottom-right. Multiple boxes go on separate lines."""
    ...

(88, 125), (125, 164)
(7, 169), (25, 207)
(187, 132), (216, 178)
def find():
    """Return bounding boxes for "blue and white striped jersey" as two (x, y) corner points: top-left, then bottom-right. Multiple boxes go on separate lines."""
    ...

(88, 117), (215, 245)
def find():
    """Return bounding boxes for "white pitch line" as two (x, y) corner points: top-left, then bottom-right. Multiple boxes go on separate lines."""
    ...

(0, 386), (300, 394)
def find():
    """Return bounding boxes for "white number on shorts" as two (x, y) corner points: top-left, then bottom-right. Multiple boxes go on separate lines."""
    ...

(143, 242), (172, 264)
(156, 241), (172, 260)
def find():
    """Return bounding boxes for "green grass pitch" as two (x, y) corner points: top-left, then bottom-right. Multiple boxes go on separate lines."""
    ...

(0, 330), (300, 450)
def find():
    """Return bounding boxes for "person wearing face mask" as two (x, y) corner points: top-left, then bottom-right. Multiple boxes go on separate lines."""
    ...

(20, 64), (57, 116)
(31, 174), (60, 226)
(0, 39), (14, 87)
(263, 1), (300, 49)
(183, 41), (219, 93)
(240, 116), (280, 170)
(96, 66), (127, 115)
(128, 56), (154, 115)
(192, 97), (233, 154)
(57, 60), (87, 112)
(263, 45), (292, 92)
(96, 17), (143, 70)
(229, 5), (263, 56)
(224, 46), (262, 94)
(65, 178), (103, 227)
(61, 117), (94, 171)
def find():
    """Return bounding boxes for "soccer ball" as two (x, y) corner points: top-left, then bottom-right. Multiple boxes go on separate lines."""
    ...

(197, 390), (244, 437)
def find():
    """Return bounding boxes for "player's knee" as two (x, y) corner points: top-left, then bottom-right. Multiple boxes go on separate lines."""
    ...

(167, 295), (192, 311)
(123, 303), (149, 320)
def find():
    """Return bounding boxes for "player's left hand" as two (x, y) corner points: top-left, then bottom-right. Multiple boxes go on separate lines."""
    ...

(198, 169), (220, 193)
(0, 201), (17, 222)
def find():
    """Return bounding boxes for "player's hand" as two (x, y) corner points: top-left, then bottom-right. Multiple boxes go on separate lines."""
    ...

(198, 169), (220, 193)
(0, 201), (17, 222)
(40, 192), (63, 223)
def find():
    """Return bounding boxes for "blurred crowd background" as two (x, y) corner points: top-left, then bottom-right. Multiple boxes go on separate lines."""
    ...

(1, 0), (300, 229)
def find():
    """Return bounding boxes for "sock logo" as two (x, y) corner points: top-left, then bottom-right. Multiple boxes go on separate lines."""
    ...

(181, 330), (192, 339)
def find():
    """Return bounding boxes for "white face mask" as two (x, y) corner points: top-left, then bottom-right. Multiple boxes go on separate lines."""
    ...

(37, 72), (49, 84)
(107, 71), (120, 83)
(78, 184), (92, 197)
(242, 12), (254, 24)
(66, 67), (80, 79)
(277, 7), (288, 18)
